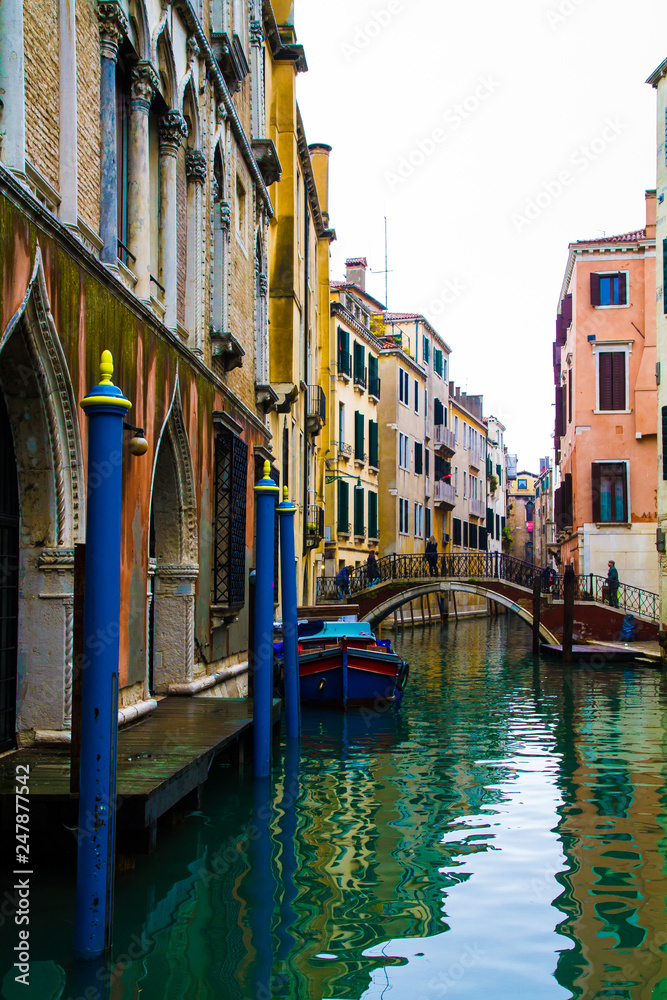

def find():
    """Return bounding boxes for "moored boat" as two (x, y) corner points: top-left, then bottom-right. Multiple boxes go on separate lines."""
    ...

(294, 620), (409, 709)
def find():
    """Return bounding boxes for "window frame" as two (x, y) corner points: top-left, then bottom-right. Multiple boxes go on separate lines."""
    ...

(590, 270), (629, 309)
(398, 368), (409, 406)
(592, 460), (629, 524)
(592, 341), (632, 414)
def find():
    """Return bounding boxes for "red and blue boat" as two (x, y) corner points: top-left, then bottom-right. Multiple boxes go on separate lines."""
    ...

(294, 621), (409, 709)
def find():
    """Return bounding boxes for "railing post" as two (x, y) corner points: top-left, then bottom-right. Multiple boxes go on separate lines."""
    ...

(253, 461), (279, 779)
(562, 565), (575, 665)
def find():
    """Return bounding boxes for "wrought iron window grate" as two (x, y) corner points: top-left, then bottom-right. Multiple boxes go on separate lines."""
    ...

(213, 429), (248, 607)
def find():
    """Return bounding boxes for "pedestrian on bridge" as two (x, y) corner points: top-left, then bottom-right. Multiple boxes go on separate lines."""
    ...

(367, 550), (380, 586)
(336, 565), (350, 599)
(607, 560), (620, 608)
(426, 535), (438, 576)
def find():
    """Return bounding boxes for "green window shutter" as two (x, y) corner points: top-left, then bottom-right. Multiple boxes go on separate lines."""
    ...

(368, 491), (378, 539)
(354, 410), (364, 459)
(369, 353), (378, 381)
(369, 420), (378, 467)
(337, 479), (349, 531)
(354, 487), (365, 535)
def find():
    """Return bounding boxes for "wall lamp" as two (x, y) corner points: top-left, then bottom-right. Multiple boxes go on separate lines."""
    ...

(325, 472), (364, 490)
(123, 422), (148, 456)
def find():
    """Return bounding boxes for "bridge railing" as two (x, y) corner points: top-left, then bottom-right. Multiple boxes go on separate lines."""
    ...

(315, 553), (660, 622)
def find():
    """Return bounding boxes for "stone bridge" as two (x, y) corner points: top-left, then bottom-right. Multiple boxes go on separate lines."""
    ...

(316, 553), (660, 644)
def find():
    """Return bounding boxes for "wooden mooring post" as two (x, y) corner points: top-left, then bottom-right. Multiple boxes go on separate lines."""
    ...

(562, 565), (575, 665)
(532, 575), (542, 655)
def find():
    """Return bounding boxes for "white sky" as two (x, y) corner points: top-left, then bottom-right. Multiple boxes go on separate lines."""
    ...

(294, 0), (666, 472)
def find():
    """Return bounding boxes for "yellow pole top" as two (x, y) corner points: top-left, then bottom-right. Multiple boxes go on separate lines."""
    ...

(263, 459), (271, 478)
(100, 350), (114, 384)
(283, 486), (289, 501)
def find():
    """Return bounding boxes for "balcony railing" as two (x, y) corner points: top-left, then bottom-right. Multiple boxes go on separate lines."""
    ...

(354, 365), (367, 390)
(468, 447), (482, 470)
(307, 384), (326, 434)
(470, 498), (485, 519)
(338, 351), (351, 377)
(338, 440), (352, 459)
(434, 479), (456, 507)
(306, 504), (324, 546)
(368, 375), (381, 399)
(434, 424), (456, 455)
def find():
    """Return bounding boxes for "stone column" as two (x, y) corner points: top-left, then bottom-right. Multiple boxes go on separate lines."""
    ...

(59, 0), (78, 223)
(127, 61), (158, 299)
(98, 1), (128, 263)
(185, 148), (206, 350)
(158, 110), (188, 330)
(249, 18), (265, 139)
(0, 0), (26, 174)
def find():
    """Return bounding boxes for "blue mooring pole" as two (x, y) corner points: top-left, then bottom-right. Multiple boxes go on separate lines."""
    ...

(253, 461), (278, 778)
(278, 487), (300, 739)
(74, 350), (131, 960)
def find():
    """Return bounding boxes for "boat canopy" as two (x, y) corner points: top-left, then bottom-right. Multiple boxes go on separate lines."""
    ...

(298, 620), (374, 640)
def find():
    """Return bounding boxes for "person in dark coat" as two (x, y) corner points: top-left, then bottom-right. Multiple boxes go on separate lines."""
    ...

(606, 560), (619, 607)
(336, 565), (350, 599)
(425, 535), (438, 576)
(367, 550), (380, 586)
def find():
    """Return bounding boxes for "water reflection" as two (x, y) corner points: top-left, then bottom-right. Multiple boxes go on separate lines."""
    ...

(4, 618), (667, 1000)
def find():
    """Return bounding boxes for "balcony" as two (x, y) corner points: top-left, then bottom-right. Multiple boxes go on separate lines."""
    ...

(306, 384), (326, 435)
(470, 498), (485, 519)
(338, 440), (352, 461)
(434, 479), (456, 508)
(434, 424), (456, 456)
(354, 365), (367, 391)
(468, 447), (482, 470)
(354, 451), (367, 466)
(306, 504), (324, 547)
(368, 375), (381, 400)
(338, 351), (351, 379)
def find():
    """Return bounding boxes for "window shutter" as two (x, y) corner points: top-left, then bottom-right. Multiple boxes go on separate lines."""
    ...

(487, 507), (494, 537)
(453, 518), (461, 546)
(434, 398), (443, 425)
(369, 421), (378, 467)
(415, 442), (423, 474)
(662, 406), (667, 480)
(598, 352), (612, 410)
(590, 272), (601, 306)
(368, 491), (377, 538)
(463, 521), (469, 547)
(354, 487), (364, 535)
(618, 272), (628, 306)
(612, 352), (625, 410)
(562, 294), (572, 327)
(354, 410), (364, 458)
(338, 479), (349, 529)
(369, 353), (377, 382)
(591, 463), (601, 522)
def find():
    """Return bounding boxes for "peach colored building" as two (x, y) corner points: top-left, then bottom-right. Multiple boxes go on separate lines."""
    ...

(553, 193), (658, 590)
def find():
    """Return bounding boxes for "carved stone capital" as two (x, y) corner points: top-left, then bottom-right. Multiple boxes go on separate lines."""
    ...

(98, 1), (128, 61)
(130, 61), (159, 113)
(185, 148), (207, 184)
(159, 110), (188, 156)
(249, 19), (264, 46)
(258, 273), (268, 297)
(219, 201), (231, 229)
(187, 36), (200, 64)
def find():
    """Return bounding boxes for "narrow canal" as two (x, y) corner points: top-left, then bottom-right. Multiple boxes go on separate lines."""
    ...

(4, 615), (667, 999)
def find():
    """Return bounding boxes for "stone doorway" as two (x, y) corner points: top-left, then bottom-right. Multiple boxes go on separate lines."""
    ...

(0, 391), (19, 751)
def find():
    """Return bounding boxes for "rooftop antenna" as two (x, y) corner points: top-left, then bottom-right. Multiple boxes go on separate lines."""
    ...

(371, 216), (393, 309)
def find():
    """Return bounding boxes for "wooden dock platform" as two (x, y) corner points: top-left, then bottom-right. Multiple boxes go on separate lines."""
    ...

(540, 642), (661, 665)
(0, 696), (281, 853)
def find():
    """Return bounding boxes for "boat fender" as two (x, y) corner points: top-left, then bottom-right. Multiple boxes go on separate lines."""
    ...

(397, 661), (409, 691)
(318, 677), (327, 691)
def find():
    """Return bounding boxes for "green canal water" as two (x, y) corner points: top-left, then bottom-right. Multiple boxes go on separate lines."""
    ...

(3, 615), (667, 999)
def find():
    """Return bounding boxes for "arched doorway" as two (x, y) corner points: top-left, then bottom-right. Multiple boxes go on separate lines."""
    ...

(147, 390), (198, 694)
(0, 391), (19, 750)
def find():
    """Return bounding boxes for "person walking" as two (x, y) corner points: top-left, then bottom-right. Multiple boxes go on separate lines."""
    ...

(606, 560), (620, 608)
(336, 564), (350, 599)
(425, 535), (438, 576)
(367, 550), (380, 586)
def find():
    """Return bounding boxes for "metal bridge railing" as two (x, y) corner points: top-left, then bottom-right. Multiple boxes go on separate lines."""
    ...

(315, 553), (660, 622)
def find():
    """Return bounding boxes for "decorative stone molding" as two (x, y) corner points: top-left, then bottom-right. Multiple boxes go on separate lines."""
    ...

(249, 19), (264, 46)
(185, 148), (207, 184)
(258, 273), (268, 297)
(130, 61), (159, 113)
(98, 1), (128, 61)
(38, 547), (75, 571)
(159, 110), (188, 157)
(217, 102), (228, 125)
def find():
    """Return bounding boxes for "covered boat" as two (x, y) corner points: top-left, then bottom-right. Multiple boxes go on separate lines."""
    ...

(294, 620), (409, 709)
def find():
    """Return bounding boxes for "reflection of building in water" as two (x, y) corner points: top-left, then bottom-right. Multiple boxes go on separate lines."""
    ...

(552, 673), (667, 998)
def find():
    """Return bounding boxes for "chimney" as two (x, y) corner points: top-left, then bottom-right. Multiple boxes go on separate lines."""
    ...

(646, 189), (656, 240)
(309, 143), (332, 227)
(345, 257), (368, 291)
